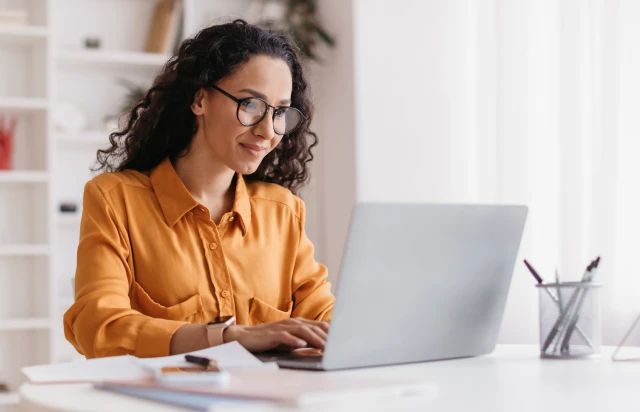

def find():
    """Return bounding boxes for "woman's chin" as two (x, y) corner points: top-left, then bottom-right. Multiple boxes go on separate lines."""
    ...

(232, 161), (261, 176)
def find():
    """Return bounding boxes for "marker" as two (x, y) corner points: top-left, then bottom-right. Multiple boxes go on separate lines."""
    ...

(524, 260), (543, 284)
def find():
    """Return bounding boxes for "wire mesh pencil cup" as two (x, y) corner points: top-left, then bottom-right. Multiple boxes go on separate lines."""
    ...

(537, 282), (602, 359)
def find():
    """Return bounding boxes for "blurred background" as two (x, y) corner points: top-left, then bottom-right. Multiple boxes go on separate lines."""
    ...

(0, 0), (640, 408)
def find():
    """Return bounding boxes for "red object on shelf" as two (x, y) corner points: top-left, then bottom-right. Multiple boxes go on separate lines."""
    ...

(0, 116), (16, 170)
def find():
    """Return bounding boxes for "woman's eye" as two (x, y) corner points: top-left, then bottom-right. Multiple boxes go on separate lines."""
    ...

(274, 108), (287, 118)
(241, 100), (260, 111)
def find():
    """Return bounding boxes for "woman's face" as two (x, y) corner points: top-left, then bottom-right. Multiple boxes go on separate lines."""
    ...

(191, 55), (293, 175)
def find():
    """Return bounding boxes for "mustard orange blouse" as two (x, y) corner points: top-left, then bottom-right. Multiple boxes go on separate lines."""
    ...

(63, 158), (335, 359)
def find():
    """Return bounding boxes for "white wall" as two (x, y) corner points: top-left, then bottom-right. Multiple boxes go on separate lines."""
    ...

(333, 0), (540, 344)
(310, 0), (356, 287)
(353, 0), (475, 203)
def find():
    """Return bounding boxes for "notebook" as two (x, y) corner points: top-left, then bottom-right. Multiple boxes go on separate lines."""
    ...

(96, 385), (271, 411)
(95, 368), (436, 408)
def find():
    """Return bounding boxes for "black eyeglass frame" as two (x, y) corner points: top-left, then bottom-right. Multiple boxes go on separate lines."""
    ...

(210, 84), (306, 135)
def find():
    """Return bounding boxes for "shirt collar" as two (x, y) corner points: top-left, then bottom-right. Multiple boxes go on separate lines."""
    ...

(232, 174), (252, 236)
(150, 158), (252, 236)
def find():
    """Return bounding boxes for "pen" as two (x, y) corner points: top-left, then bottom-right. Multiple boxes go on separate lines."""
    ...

(560, 257), (601, 353)
(523, 260), (593, 351)
(185, 355), (219, 371)
(555, 269), (565, 318)
(554, 258), (597, 353)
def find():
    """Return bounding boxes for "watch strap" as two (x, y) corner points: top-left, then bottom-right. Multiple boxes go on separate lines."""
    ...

(206, 316), (236, 347)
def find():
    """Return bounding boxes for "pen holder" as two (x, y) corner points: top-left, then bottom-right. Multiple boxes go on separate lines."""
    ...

(537, 282), (603, 359)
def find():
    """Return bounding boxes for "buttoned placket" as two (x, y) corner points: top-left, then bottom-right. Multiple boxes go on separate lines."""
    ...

(192, 206), (237, 321)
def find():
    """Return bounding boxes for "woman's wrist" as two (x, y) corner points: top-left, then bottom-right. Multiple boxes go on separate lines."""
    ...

(170, 323), (209, 355)
(223, 324), (245, 343)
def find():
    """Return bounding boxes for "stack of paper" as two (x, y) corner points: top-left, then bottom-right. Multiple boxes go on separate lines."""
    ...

(22, 341), (268, 384)
(22, 342), (438, 411)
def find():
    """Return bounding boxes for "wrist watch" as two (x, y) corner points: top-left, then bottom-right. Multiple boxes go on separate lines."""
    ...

(206, 315), (236, 347)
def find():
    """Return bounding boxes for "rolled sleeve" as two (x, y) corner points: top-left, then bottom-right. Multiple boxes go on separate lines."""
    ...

(63, 181), (184, 358)
(135, 318), (187, 358)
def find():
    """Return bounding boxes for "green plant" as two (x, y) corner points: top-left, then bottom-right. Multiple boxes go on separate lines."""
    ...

(117, 78), (147, 114)
(256, 0), (335, 61)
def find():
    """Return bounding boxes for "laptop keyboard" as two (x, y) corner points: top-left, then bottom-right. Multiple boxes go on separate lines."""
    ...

(256, 351), (323, 363)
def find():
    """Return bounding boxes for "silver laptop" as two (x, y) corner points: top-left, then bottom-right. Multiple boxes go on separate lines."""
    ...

(257, 202), (528, 371)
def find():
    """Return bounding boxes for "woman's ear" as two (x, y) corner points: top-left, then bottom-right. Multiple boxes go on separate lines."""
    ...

(191, 89), (206, 115)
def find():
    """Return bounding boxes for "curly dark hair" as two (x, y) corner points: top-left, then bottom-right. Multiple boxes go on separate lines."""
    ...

(94, 19), (317, 195)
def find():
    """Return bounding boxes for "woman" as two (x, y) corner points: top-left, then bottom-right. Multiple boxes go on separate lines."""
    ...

(64, 20), (334, 359)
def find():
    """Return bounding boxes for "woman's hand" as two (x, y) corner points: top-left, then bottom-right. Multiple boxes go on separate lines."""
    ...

(223, 318), (329, 353)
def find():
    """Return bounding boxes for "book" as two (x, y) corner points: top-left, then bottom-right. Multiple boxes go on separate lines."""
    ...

(164, 0), (183, 54)
(0, 10), (28, 25)
(145, 0), (182, 54)
(95, 368), (435, 408)
(96, 385), (272, 412)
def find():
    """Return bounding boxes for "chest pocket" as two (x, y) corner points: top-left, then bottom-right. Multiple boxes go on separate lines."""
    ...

(130, 282), (204, 323)
(248, 296), (293, 326)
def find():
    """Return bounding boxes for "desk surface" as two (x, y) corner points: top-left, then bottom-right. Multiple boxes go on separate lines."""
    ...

(20, 345), (638, 412)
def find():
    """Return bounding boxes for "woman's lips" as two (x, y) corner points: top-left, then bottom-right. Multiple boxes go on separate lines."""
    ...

(240, 143), (266, 158)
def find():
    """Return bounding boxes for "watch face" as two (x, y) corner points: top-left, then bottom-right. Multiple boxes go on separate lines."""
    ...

(208, 316), (234, 325)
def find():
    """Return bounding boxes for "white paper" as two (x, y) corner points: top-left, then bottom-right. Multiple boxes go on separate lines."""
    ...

(22, 341), (268, 384)
(22, 355), (149, 383)
(134, 341), (267, 373)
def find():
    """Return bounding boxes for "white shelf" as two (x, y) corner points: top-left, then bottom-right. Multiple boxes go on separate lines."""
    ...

(0, 25), (48, 46)
(0, 318), (50, 331)
(56, 214), (81, 225)
(58, 296), (74, 308)
(0, 392), (20, 406)
(0, 244), (50, 257)
(0, 97), (48, 113)
(0, 171), (49, 183)
(56, 49), (170, 69)
(56, 130), (110, 145)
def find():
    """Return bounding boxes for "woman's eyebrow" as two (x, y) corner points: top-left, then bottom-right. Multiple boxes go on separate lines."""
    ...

(238, 88), (291, 105)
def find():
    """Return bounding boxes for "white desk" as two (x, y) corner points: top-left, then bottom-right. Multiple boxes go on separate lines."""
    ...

(19, 345), (638, 412)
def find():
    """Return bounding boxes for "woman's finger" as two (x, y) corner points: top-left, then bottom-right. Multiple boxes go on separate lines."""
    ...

(283, 324), (326, 349)
(270, 330), (307, 349)
(288, 317), (330, 333)
(309, 325), (328, 341)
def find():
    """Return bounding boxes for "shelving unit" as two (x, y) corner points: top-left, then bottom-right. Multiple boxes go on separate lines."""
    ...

(0, 97), (48, 112)
(0, 393), (20, 407)
(54, 213), (80, 225)
(55, 130), (109, 145)
(0, 171), (49, 183)
(0, 318), (50, 332)
(0, 25), (47, 45)
(0, 16), (49, 412)
(0, 244), (49, 257)
(0, 1), (254, 410)
(0, 1), (53, 410)
(56, 50), (170, 69)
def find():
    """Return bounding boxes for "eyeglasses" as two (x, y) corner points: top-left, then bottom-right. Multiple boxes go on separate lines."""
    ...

(211, 85), (306, 135)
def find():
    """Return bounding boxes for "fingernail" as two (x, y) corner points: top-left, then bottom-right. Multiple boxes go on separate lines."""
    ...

(297, 340), (306, 346)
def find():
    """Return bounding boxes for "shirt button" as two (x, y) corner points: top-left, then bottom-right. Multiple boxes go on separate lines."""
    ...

(209, 242), (217, 250)
(221, 290), (230, 298)
(229, 216), (235, 222)
(200, 207), (205, 212)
